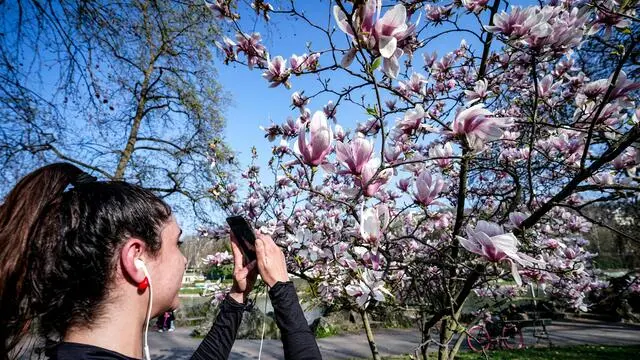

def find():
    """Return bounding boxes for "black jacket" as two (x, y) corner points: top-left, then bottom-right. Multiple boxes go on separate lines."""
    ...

(46, 282), (322, 360)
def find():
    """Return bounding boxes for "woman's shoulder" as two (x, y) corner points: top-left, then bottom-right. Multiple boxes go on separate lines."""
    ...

(45, 342), (139, 360)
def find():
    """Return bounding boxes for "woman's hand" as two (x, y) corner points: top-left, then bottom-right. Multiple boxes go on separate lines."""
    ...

(255, 233), (289, 287)
(228, 232), (258, 304)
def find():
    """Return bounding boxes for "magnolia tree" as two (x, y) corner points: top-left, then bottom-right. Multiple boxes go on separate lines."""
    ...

(200, 1), (639, 359)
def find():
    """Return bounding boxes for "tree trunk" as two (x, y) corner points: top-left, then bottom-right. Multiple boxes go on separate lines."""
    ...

(361, 310), (381, 360)
(114, 2), (155, 180)
(113, 69), (152, 180)
(438, 318), (452, 360)
(419, 324), (430, 360)
(448, 315), (466, 360)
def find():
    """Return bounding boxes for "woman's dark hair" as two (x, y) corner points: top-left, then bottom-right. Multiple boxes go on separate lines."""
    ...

(0, 163), (172, 358)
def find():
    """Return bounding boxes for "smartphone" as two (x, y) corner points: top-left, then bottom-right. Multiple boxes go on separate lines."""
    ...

(226, 215), (257, 262)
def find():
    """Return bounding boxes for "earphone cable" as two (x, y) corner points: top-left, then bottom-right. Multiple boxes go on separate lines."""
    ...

(258, 286), (269, 360)
(142, 269), (152, 360)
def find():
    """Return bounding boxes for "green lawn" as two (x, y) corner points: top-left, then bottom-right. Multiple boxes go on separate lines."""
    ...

(179, 287), (202, 295)
(453, 345), (640, 359)
(367, 345), (640, 360)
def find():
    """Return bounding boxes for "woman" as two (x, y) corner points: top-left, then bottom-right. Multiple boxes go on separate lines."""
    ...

(0, 163), (321, 360)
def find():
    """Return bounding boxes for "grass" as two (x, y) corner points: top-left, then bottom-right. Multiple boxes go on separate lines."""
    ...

(352, 345), (640, 360)
(179, 288), (203, 295)
(453, 345), (640, 360)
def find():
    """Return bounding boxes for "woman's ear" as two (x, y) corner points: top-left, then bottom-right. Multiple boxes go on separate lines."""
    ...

(120, 238), (147, 285)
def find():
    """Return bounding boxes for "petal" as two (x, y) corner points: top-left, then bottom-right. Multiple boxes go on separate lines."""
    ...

(357, 294), (369, 308)
(333, 5), (353, 36)
(457, 236), (482, 255)
(383, 56), (400, 79)
(379, 4), (407, 29)
(336, 141), (353, 167)
(354, 138), (374, 171)
(511, 260), (523, 286)
(310, 111), (328, 133)
(310, 130), (330, 163)
(341, 47), (358, 68)
(378, 36), (398, 58)
(297, 127), (311, 159)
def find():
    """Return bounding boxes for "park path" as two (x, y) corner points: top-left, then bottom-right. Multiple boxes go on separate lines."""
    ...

(148, 319), (640, 360)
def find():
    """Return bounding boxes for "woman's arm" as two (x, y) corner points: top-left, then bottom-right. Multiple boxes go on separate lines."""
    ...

(269, 281), (322, 360)
(255, 234), (322, 360)
(190, 295), (249, 360)
(191, 233), (258, 360)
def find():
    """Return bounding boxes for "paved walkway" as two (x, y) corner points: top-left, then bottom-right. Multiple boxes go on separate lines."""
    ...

(148, 319), (640, 359)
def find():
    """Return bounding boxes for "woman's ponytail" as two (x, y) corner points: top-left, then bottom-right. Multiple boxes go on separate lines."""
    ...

(1, 162), (171, 359)
(0, 163), (83, 358)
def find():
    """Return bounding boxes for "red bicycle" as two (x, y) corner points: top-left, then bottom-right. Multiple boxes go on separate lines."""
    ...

(467, 320), (524, 352)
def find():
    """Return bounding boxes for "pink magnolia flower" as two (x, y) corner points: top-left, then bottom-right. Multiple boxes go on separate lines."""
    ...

(464, 79), (489, 104)
(451, 103), (514, 150)
(396, 104), (427, 134)
(632, 108), (640, 125)
(235, 32), (267, 69)
(345, 269), (392, 309)
(428, 143), (453, 168)
(205, 0), (239, 20)
(457, 221), (544, 285)
(282, 116), (301, 137)
(203, 251), (233, 266)
(291, 91), (309, 109)
(290, 53), (320, 73)
(588, 0), (632, 37)
(357, 118), (382, 136)
(567, 216), (592, 233)
(358, 158), (392, 196)
(462, 0), (490, 14)
(336, 137), (374, 175)
(397, 178), (411, 192)
(262, 55), (291, 88)
(374, 4), (408, 57)
(383, 144), (402, 163)
(385, 99), (397, 111)
(509, 212), (529, 228)
(334, 124), (347, 141)
(612, 147), (637, 170)
(610, 71), (640, 101)
(333, 1), (413, 78)
(423, 50), (437, 68)
(359, 204), (389, 249)
(590, 172), (615, 185)
(323, 101), (337, 120)
(413, 171), (446, 206)
(250, 0), (274, 21)
(214, 36), (236, 63)
(425, 5), (453, 23)
(289, 53), (306, 73)
(296, 111), (333, 166)
(397, 72), (427, 97)
(484, 6), (532, 37)
(260, 123), (282, 142)
(537, 74), (560, 98)
(381, 44), (405, 80)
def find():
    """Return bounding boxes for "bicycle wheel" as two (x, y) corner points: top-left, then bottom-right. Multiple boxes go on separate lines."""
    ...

(502, 323), (524, 349)
(467, 325), (491, 352)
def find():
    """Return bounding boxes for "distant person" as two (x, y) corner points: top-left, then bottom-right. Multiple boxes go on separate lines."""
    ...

(168, 311), (176, 332)
(155, 311), (174, 333)
(0, 163), (322, 360)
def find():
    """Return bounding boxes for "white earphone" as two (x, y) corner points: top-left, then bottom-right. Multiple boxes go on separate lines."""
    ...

(135, 259), (152, 360)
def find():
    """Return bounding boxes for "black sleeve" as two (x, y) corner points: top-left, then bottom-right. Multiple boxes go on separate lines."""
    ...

(269, 281), (322, 360)
(190, 295), (246, 360)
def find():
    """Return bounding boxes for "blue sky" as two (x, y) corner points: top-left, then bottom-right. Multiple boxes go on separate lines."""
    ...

(2, 0), (539, 232)
(217, 0), (510, 173)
